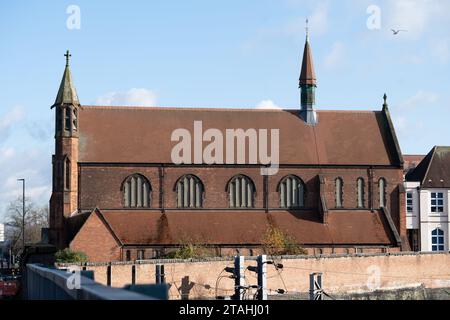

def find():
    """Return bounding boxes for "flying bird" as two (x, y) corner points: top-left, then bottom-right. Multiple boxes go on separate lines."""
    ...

(391, 29), (408, 35)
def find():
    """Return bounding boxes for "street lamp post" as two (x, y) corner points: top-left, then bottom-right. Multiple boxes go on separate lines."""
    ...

(17, 179), (25, 253)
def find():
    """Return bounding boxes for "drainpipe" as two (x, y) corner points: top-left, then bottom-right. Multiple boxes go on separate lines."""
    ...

(417, 186), (422, 251)
(368, 167), (374, 212)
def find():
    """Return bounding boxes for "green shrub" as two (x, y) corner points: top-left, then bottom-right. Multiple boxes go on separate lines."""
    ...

(262, 226), (307, 256)
(55, 248), (88, 263)
(164, 243), (214, 259)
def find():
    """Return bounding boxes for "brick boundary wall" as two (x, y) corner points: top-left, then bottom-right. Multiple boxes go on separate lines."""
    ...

(58, 252), (450, 300)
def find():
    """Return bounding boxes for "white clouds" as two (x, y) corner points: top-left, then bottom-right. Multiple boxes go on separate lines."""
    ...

(0, 105), (53, 219)
(0, 106), (25, 142)
(95, 88), (157, 106)
(256, 100), (282, 110)
(308, 2), (329, 36)
(241, 1), (329, 53)
(283, 2), (329, 38)
(405, 55), (423, 65)
(394, 116), (407, 131)
(0, 146), (51, 220)
(400, 90), (439, 109)
(26, 185), (52, 200)
(431, 38), (450, 64)
(388, 0), (428, 36)
(0, 147), (16, 162)
(26, 116), (53, 142)
(387, 0), (450, 39)
(392, 113), (424, 140)
(324, 42), (346, 69)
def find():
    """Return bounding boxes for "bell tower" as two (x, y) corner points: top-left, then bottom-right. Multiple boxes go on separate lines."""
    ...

(49, 50), (80, 248)
(299, 19), (318, 125)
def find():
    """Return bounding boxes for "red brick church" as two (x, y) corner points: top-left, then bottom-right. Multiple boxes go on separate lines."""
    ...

(49, 35), (409, 262)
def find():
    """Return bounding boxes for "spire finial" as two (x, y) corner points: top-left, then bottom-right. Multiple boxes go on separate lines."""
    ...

(306, 18), (309, 40)
(64, 50), (71, 67)
(383, 93), (388, 110)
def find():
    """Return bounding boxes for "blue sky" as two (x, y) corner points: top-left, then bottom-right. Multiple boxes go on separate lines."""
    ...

(0, 0), (449, 218)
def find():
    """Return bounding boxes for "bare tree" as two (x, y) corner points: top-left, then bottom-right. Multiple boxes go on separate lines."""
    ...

(4, 197), (49, 255)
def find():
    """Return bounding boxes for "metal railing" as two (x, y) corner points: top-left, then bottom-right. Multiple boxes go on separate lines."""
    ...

(26, 264), (162, 300)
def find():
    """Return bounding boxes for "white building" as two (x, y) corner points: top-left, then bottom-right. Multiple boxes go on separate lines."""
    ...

(0, 223), (4, 243)
(405, 146), (450, 252)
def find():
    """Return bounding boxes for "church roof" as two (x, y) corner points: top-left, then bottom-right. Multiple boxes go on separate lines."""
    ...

(75, 209), (396, 246)
(406, 146), (450, 188)
(77, 106), (403, 166)
(403, 154), (425, 175)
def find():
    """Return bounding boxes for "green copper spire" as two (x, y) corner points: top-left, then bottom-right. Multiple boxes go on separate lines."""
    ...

(52, 50), (79, 108)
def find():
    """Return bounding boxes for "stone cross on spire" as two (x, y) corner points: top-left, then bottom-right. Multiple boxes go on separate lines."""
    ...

(64, 50), (71, 67)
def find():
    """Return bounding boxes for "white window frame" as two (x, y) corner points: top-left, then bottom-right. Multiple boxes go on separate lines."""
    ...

(430, 192), (444, 213)
(431, 228), (445, 252)
(406, 192), (413, 214)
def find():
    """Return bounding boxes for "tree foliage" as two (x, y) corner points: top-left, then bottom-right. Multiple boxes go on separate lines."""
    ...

(3, 197), (49, 255)
(164, 243), (214, 259)
(262, 226), (307, 256)
(55, 248), (88, 263)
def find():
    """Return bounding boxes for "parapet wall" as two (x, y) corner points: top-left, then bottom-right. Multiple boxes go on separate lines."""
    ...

(58, 252), (450, 300)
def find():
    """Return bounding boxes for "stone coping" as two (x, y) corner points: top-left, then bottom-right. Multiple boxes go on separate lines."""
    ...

(56, 251), (449, 268)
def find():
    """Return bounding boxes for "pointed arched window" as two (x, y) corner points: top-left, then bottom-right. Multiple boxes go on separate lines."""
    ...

(227, 175), (255, 208)
(56, 109), (62, 132)
(335, 178), (343, 208)
(357, 178), (365, 208)
(65, 107), (71, 131)
(122, 174), (151, 208)
(72, 108), (78, 131)
(64, 157), (71, 190)
(378, 178), (386, 208)
(278, 175), (305, 208)
(175, 175), (204, 208)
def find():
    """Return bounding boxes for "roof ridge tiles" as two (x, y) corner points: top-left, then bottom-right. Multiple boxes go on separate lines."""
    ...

(80, 105), (378, 113)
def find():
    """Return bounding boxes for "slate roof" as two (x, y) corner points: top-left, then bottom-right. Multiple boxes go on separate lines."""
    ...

(406, 146), (450, 188)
